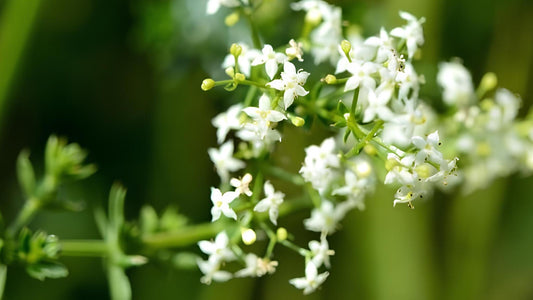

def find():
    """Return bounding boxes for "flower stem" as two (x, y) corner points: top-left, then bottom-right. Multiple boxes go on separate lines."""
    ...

(61, 240), (108, 257)
(142, 222), (227, 249)
(6, 197), (41, 237)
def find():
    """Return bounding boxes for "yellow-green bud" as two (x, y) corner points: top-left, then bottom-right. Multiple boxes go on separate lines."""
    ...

(201, 78), (215, 91)
(385, 158), (399, 171)
(234, 72), (245, 82)
(225, 67), (235, 78)
(341, 40), (352, 56)
(324, 74), (337, 84)
(276, 227), (288, 241)
(479, 72), (498, 94)
(414, 164), (432, 179)
(288, 114), (305, 127)
(363, 144), (377, 156)
(230, 43), (242, 57)
(225, 11), (240, 27)
(241, 228), (257, 245)
(305, 8), (322, 26)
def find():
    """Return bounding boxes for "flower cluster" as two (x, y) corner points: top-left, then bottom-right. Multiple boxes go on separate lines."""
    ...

(199, 0), (533, 295)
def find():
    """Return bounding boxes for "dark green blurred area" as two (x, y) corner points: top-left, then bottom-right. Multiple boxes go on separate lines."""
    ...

(0, 0), (531, 299)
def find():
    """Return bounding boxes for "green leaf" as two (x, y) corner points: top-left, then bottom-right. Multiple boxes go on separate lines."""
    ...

(336, 100), (349, 115)
(160, 207), (187, 232)
(26, 261), (68, 281)
(108, 183), (127, 231)
(16, 150), (35, 198)
(108, 265), (132, 300)
(140, 205), (158, 235)
(343, 128), (351, 143)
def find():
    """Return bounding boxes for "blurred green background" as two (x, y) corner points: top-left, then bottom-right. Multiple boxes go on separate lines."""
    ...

(0, 0), (532, 299)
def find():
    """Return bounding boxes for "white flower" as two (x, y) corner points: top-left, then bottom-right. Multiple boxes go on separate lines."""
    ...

(304, 200), (345, 235)
(390, 11), (425, 59)
(362, 89), (394, 123)
(344, 60), (378, 92)
(437, 60), (475, 107)
(395, 62), (422, 100)
(208, 141), (245, 182)
(411, 131), (444, 165)
(242, 94), (287, 139)
(210, 188), (238, 221)
(364, 27), (394, 63)
(267, 61), (310, 109)
(332, 170), (368, 210)
(286, 39), (304, 62)
(222, 43), (261, 78)
(289, 261), (329, 295)
(235, 253), (278, 277)
(206, 0), (240, 15)
(252, 44), (287, 79)
(230, 173), (253, 196)
(212, 104), (243, 144)
(198, 231), (236, 263)
(309, 237), (335, 268)
(254, 181), (284, 225)
(197, 259), (233, 285)
(299, 138), (341, 195)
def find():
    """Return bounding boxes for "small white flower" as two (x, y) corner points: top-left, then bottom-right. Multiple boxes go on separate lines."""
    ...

(222, 43), (261, 78)
(208, 141), (245, 182)
(286, 39), (304, 62)
(206, 0), (240, 15)
(304, 200), (345, 235)
(212, 104), (243, 144)
(254, 181), (284, 225)
(198, 231), (236, 263)
(344, 60), (378, 92)
(332, 170), (368, 210)
(230, 173), (253, 196)
(235, 253), (278, 277)
(252, 44), (287, 79)
(197, 259), (232, 285)
(437, 60), (474, 107)
(289, 261), (329, 295)
(242, 94), (287, 139)
(364, 27), (394, 63)
(362, 89), (394, 123)
(411, 131), (444, 165)
(390, 11), (425, 59)
(210, 188), (238, 221)
(267, 62), (310, 109)
(309, 237), (335, 268)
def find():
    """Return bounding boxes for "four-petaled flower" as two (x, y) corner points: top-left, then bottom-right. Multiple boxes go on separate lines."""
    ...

(252, 44), (287, 79)
(267, 62), (310, 109)
(208, 141), (245, 182)
(243, 94), (287, 139)
(289, 261), (329, 295)
(230, 173), (253, 196)
(210, 188), (238, 221)
(254, 181), (285, 225)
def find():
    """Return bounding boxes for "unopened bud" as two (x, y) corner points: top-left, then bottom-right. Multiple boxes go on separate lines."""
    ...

(341, 40), (352, 56)
(363, 144), (377, 156)
(288, 114), (305, 127)
(225, 11), (240, 27)
(225, 67), (235, 78)
(230, 43), (242, 57)
(385, 158), (399, 171)
(201, 78), (215, 91)
(234, 73), (245, 82)
(276, 227), (288, 241)
(324, 74), (337, 84)
(241, 228), (257, 245)
(479, 72), (498, 95)
(305, 8), (322, 25)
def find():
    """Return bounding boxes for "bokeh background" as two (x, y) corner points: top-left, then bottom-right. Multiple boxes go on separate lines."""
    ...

(0, 0), (532, 299)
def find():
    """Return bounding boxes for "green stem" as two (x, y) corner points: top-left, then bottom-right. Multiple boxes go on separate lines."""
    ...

(61, 240), (108, 257)
(142, 222), (227, 249)
(260, 164), (305, 186)
(0, 264), (6, 300)
(0, 0), (44, 126)
(6, 197), (40, 237)
(279, 240), (309, 257)
(244, 11), (261, 49)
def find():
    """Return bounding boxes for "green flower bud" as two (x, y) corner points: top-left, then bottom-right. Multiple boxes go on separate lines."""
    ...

(288, 114), (305, 127)
(241, 228), (256, 245)
(276, 227), (287, 241)
(323, 74), (337, 84)
(341, 40), (352, 56)
(234, 72), (245, 82)
(230, 43), (242, 57)
(225, 11), (240, 27)
(201, 78), (215, 91)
